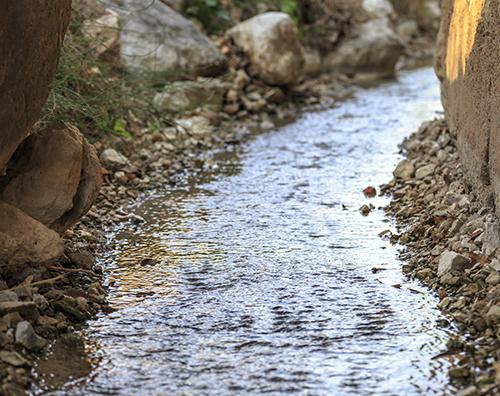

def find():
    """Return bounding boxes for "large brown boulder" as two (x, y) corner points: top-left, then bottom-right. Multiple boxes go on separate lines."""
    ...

(227, 12), (306, 86)
(0, 1), (72, 175)
(435, 0), (500, 213)
(0, 202), (63, 266)
(0, 124), (103, 233)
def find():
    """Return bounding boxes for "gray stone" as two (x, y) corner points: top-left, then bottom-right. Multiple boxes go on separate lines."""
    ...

(0, 350), (28, 367)
(437, 251), (472, 277)
(112, 0), (226, 77)
(15, 321), (47, 351)
(415, 163), (436, 179)
(100, 148), (129, 170)
(393, 159), (415, 180)
(0, 291), (18, 302)
(485, 304), (500, 324)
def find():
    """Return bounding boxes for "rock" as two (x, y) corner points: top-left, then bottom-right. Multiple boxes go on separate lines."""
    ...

(177, 116), (213, 137)
(53, 301), (88, 322)
(0, 1), (71, 175)
(323, 14), (403, 77)
(82, 7), (120, 62)
(153, 78), (229, 114)
(393, 159), (415, 180)
(67, 250), (96, 270)
(227, 12), (305, 86)
(0, 350), (28, 367)
(485, 305), (500, 324)
(0, 291), (18, 302)
(16, 321), (47, 351)
(396, 20), (419, 43)
(304, 48), (322, 77)
(1, 124), (84, 228)
(51, 140), (103, 233)
(100, 148), (129, 170)
(0, 201), (63, 266)
(437, 251), (472, 277)
(115, 0), (226, 77)
(415, 164), (436, 179)
(0, 301), (37, 316)
(33, 294), (49, 311)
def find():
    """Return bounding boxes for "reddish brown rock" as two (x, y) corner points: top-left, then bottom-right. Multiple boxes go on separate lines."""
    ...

(435, 0), (500, 214)
(0, 1), (72, 175)
(1, 124), (102, 234)
(1, 125), (84, 228)
(0, 201), (63, 266)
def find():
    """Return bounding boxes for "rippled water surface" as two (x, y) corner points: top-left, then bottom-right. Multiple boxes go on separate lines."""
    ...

(45, 68), (456, 395)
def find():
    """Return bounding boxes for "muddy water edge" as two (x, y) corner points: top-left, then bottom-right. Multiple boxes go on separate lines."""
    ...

(34, 68), (462, 395)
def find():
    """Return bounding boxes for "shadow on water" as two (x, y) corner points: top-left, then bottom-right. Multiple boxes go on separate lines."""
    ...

(36, 68), (458, 395)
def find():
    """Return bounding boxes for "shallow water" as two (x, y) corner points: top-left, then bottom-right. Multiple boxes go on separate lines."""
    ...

(40, 68), (456, 395)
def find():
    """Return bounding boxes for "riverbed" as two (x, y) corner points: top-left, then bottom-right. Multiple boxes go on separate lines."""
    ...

(38, 67), (457, 395)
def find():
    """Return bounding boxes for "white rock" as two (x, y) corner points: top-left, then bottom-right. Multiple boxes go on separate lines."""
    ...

(227, 12), (305, 86)
(100, 148), (129, 169)
(437, 251), (472, 277)
(393, 159), (415, 180)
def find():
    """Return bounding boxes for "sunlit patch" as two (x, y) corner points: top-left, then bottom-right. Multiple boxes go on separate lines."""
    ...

(446, 0), (486, 81)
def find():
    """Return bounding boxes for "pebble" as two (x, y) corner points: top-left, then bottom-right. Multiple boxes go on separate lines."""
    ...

(15, 321), (47, 351)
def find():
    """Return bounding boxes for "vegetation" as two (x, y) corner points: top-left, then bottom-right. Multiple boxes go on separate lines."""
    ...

(40, 5), (172, 141)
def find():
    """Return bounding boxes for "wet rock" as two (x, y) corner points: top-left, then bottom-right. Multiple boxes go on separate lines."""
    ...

(114, 0), (226, 77)
(15, 321), (47, 351)
(0, 351), (28, 367)
(227, 12), (305, 86)
(437, 251), (472, 277)
(0, 201), (64, 265)
(100, 148), (129, 170)
(393, 159), (415, 180)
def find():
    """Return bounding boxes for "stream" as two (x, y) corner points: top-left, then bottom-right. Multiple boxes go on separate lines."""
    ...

(39, 67), (457, 395)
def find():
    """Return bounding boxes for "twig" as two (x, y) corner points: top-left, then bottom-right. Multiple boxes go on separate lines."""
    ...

(6, 274), (67, 291)
(45, 266), (98, 276)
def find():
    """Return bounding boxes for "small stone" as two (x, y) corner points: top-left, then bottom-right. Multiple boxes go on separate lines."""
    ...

(485, 305), (500, 324)
(100, 148), (129, 169)
(415, 164), (436, 179)
(0, 350), (29, 367)
(0, 291), (19, 302)
(437, 251), (472, 277)
(448, 366), (471, 379)
(393, 159), (414, 180)
(363, 186), (377, 198)
(456, 386), (478, 396)
(0, 301), (36, 316)
(53, 301), (87, 322)
(33, 294), (49, 311)
(359, 204), (371, 216)
(15, 321), (47, 351)
(68, 250), (95, 270)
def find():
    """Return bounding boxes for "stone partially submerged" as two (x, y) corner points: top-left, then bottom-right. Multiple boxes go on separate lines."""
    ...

(227, 12), (306, 86)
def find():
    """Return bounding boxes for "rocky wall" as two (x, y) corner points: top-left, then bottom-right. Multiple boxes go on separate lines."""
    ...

(435, 0), (500, 214)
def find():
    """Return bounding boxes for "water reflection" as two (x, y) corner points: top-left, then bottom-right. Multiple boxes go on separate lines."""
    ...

(43, 68), (456, 395)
